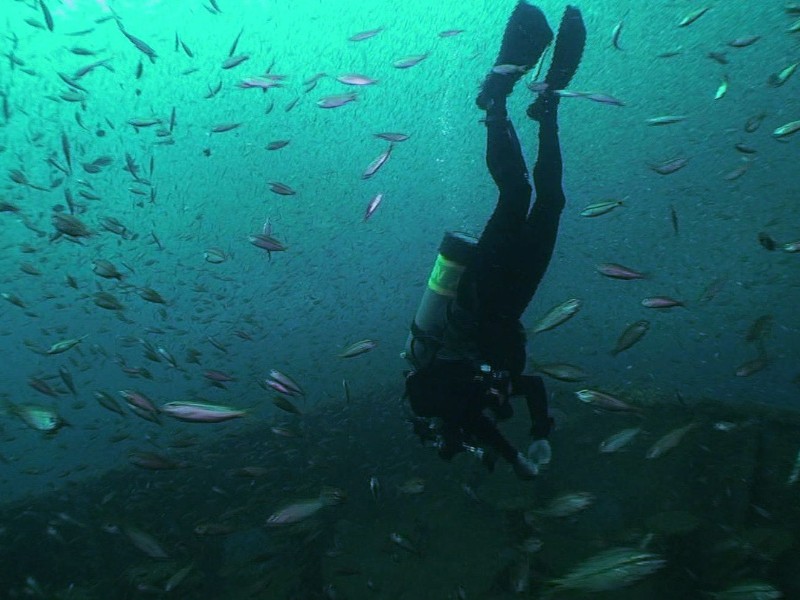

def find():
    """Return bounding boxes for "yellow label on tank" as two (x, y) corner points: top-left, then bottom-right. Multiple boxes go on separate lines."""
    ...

(427, 254), (466, 297)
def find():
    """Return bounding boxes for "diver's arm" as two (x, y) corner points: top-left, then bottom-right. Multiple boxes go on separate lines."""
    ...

(515, 374), (552, 439)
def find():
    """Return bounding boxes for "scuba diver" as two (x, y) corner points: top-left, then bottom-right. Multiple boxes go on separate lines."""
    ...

(403, 2), (586, 480)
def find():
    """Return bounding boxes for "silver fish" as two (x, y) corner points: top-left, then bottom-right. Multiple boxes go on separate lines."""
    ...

(576, 389), (639, 412)
(339, 339), (377, 358)
(708, 581), (783, 599)
(531, 298), (581, 333)
(529, 492), (595, 518)
(646, 423), (698, 459)
(599, 427), (642, 453)
(551, 547), (665, 592)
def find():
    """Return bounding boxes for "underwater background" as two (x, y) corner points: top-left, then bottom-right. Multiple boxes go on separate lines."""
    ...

(0, 0), (798, 598)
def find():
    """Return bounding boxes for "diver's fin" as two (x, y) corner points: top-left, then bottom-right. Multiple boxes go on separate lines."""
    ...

(527, 5), (586, 121)
(477, 2), (553, 111)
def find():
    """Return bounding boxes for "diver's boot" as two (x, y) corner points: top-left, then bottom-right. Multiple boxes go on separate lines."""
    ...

(476, 2), (553, 115)
(527, 5), (586, 123)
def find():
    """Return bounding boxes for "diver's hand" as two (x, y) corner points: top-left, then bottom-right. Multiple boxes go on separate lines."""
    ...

(513, 452), (538, 480)
(527, 439), (551, 468)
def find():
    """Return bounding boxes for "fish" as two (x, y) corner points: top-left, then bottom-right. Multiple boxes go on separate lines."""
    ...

(124, 526), (168, 559)
(160, 401), (246, 423)
(53, 214), (91, 237)
(317, 93), (357, 108)
(768, 62), (798, 87)
(532, 362), (588, 382)
(369, 476), (380, 500)
(530, 298), (581, 333)
(782, 240), (800, 253)
(744, 112), (767, 132)
(728, 35), (760, 48)
(707, 582), (783, 599)
(597, 263), (646, 280)
(28, 377), (59, 398)
(599, 427), (642, 453)
(203, 370), (235, 383)
(39, 0), (54, 31)
(128, 451), (186, 470)
(138, 287), (166, 304)
(697, 277), (727, 304)
(211, 122), (240, 133)
(117, 22), (158, 62)
(439, 29), (464, 38)
(222, 54), (249, 69)
(228, 27), (243, 56)
(580, 200), (623, 217)
(94, 391), (126, 416)
(268, 181), (296, 195)
(611, 19), (624, 50)
(758, 232), (777, 251)
(646, 115), (686, 126)
(773, 120), (800, 138)
(576, 389), (639, 412)
(6, 403), (66, 433)
(362, 145), (393, 179)
(788, 448), (800, 486)
(267, 369), (305, 396)
(646, 423), (698, 459)
(374, 132), (410, 142)
(550, 547), (665, 592)
(491, 64), (530, 75)
(670, 204), (679, 236)
(641, 296), (684, 309)
(46, 335), (88, 355)
(650, 157), (688, 175)
(363, 193), (384, 221)
(339, 339), (377, 358)
(127, 117), (161, 128)
(678, 7), (710, 27)
(397, 477), (425, 495)
(266, 488), (345, 526)
(164, 564), (194, 593)
(92, 260), (123, 280)
(528, 492), (595, 519)
(249, 233), (287, 252)
(611, 320), (650, 355)
(393, 54), (429, 69)
(204, 248), (228, 263)
(58, 366), (76, 396)
(348, 27), (384, 42)
(556, 90), (625, 106)
(336, 73), (378, 85)
(93, 292), (124, 311)
(714, 76), (729, 100)
(271, 395), (301, 415)
(735, 355), (768, 377)
(120, 390), (159, 415)
(389, 532), (420, 554)
(266, 140), (290, 150)
(745, 315), (773, 344)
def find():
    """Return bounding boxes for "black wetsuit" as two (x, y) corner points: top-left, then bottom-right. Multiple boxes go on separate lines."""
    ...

(406, 104), (565, 465)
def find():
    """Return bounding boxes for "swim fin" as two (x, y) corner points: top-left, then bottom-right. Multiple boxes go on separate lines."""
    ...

(476, 2), (553, 111)
(527, 5), (586, 122)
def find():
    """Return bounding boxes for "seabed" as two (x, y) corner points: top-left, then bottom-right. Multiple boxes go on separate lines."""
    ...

(1, 388), (798, 599)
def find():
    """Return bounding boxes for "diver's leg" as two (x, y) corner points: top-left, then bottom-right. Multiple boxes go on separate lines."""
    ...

(476, 2), (553, 113)
(513, 6), (585, 306)
(527, 6), (586, 122)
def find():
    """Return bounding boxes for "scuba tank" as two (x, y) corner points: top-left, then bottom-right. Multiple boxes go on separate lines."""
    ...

(403, 231), (478, 369)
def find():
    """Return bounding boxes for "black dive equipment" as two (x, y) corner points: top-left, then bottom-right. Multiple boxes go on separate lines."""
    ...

(403, 231), (478, 369)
